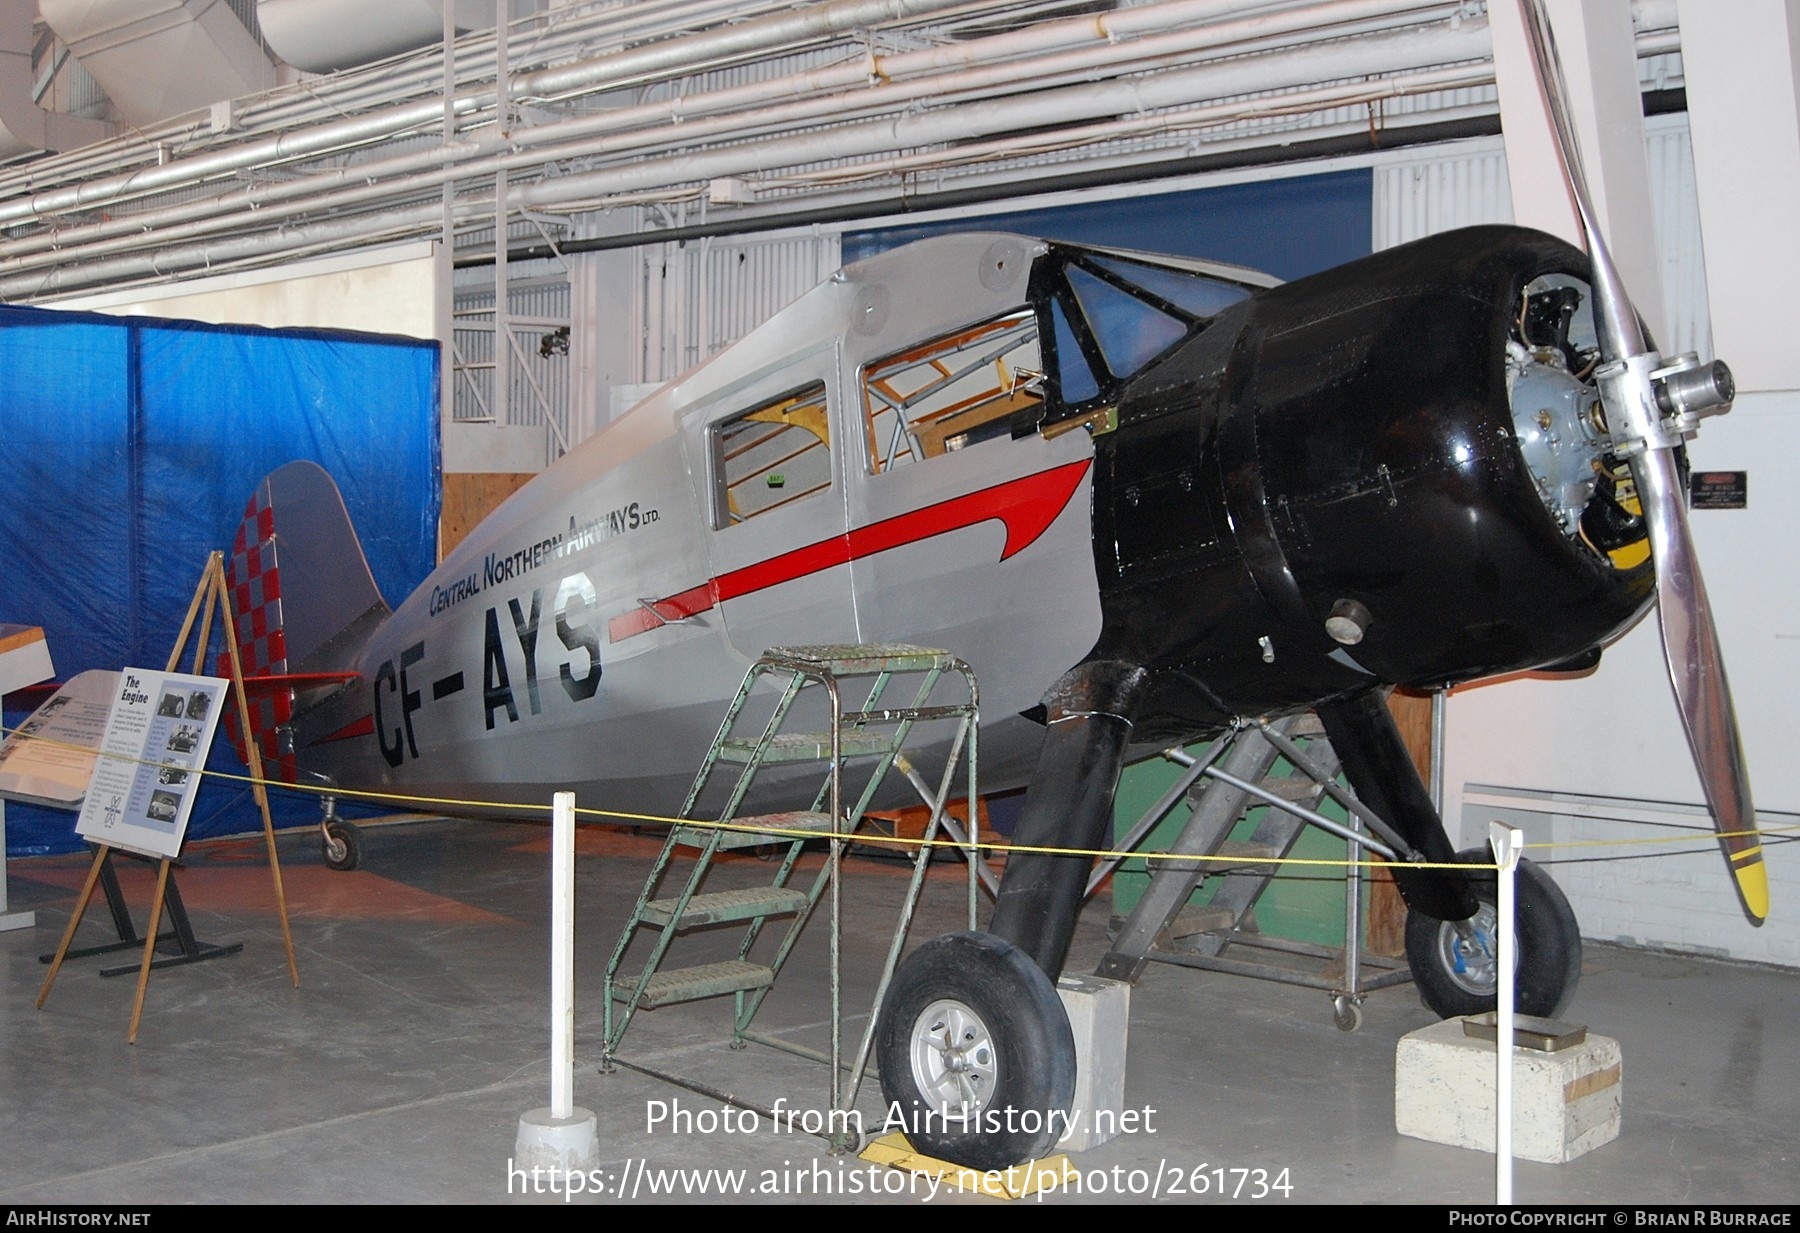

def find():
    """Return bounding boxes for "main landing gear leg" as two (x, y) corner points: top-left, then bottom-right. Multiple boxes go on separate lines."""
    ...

(878, 662), (1147, 1170)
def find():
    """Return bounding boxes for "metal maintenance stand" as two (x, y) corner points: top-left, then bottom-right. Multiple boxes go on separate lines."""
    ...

(1095, 714), (1418, 1031)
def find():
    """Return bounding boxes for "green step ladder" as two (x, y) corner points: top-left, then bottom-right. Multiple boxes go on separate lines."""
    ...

(601, 644), (982, 1130)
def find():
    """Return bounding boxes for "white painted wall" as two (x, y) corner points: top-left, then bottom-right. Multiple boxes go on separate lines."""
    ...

(54, 242), (439, 338)
(1681, 0), (1800, 393)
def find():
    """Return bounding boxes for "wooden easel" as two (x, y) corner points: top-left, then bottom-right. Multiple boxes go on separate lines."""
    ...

(37, 551), (299, 1041)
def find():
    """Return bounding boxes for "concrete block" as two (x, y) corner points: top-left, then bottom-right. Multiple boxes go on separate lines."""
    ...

(1057, 974), (1130, 1152)
(514, 1106), (599, 1176)
(1395, 1018), (1621, 1163)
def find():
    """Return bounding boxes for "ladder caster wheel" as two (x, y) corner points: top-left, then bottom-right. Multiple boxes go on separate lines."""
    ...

(322, 817), (362, 872)
(877, 931), (1075, 1171)
(728, 1038), (748, 1051)
(1331, 995), (1363, 1033)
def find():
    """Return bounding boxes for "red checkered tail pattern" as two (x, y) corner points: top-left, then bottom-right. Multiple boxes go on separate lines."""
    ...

(222, 461), (391, 783)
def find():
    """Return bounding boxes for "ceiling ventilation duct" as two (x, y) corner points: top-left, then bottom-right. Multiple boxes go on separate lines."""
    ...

(39, 0), (275, 127)
(0, 4), (110, 156)
(258, 0), (490, 74)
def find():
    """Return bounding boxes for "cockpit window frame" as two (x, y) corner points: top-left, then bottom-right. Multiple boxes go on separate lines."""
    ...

(859, 308), (1044, 476)
(1027, 242), (1273, 426)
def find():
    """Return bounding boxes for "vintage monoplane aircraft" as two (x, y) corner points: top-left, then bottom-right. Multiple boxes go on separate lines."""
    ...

(211, 4), (1761, 1171)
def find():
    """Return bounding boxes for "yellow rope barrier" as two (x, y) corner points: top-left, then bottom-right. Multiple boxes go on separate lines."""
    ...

(4, 722), (1792, 872)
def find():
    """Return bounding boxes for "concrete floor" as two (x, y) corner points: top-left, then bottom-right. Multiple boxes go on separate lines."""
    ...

(1, 816), (1796, 1206)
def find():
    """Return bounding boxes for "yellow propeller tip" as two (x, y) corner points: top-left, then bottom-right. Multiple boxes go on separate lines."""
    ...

(1733, 860), (1769, 925)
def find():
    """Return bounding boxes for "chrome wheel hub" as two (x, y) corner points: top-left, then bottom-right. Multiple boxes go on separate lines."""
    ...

(908, 999), (997, 1124)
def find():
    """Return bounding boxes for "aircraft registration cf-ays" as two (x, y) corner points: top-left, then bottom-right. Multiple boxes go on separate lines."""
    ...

(220, 43), (1760, 1165)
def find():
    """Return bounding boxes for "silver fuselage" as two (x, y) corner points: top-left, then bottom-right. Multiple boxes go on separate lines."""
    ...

(294, 234), (1105, 818)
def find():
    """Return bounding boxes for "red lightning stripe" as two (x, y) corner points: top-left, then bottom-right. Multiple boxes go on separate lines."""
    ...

(316, 714), (376, 744)
(608, 459), (1090, 643)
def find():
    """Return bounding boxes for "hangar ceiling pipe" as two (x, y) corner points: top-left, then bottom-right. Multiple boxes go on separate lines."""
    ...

(0, 1), (801, 222)
(0, 0), (1680, 206)
(0, 0), (1456, 265)
(504, 22), (1493, 205)
(0, 0), (1288, 205)
(0, 0), (791, 189)
(38, 0), (276, 127)
(227, 0), (800, 133)
(229, 0), (1675, 137)
(0, 2), (111, 157)
(257, 0), (490, 74)
(0, 0), (1683, 298)
(0, 0), (982, 228)
(1, 9), (1690, 297)
(0, 18), (1500, 297)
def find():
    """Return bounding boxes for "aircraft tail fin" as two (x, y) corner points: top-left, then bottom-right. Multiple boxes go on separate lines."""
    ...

(222, 461), (390, 783)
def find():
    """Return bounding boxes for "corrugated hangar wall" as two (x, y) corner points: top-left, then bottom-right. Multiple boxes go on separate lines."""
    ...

(1372, 115), (1710, 356)
(580, 114), (1709, 435)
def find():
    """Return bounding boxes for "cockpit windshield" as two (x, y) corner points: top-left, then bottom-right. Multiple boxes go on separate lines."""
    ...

(1034, 245), (1270, 412)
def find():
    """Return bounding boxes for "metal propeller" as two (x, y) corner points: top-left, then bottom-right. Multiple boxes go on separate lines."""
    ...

(1517, 1), (1765, 924)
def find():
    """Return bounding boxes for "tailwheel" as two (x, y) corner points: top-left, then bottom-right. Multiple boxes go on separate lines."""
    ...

(1405, 846), (1582, 1019)
(321, 816), (363, 872)
(876, 931), (1075, 1171)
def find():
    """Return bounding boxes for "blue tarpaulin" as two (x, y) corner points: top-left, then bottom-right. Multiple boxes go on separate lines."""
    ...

(0, 304), (439, 855)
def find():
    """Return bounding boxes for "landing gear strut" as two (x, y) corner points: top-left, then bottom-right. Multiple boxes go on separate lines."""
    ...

(319, 797), (362, 872)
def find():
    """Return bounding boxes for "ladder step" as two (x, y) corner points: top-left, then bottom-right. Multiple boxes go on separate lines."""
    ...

(640, 887), (810, 928)
(1256, 775), (1325, 802)
(718, 731), (895, 762)
(1216, 840), (1283, 867)
(618, 960), (774, 1007)
(1163, 904), (1237, 940)
(767, 643), (958, 674)
(676, 810), (837, 851)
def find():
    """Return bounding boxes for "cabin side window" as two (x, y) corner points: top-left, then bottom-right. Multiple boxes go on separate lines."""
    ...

(861, 310), (1043, 475)
(711, 382), (833, 529)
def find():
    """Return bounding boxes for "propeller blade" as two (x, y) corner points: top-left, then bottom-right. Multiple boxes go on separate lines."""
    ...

(1631, 448), (1766, 923)
(1515, 0), (1765, 923)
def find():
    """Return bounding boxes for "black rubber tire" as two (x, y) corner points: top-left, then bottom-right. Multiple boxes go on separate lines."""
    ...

(322, 817), (363, 872)
(1405, 845), (1582, 1019)
(876, 931), (1076, 1171)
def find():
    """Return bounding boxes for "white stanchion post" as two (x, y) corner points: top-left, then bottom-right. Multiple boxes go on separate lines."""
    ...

(514, 792), (598, 1178)
(1489, 821), (1524, 1207)
(552, 791), (575, 1120)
